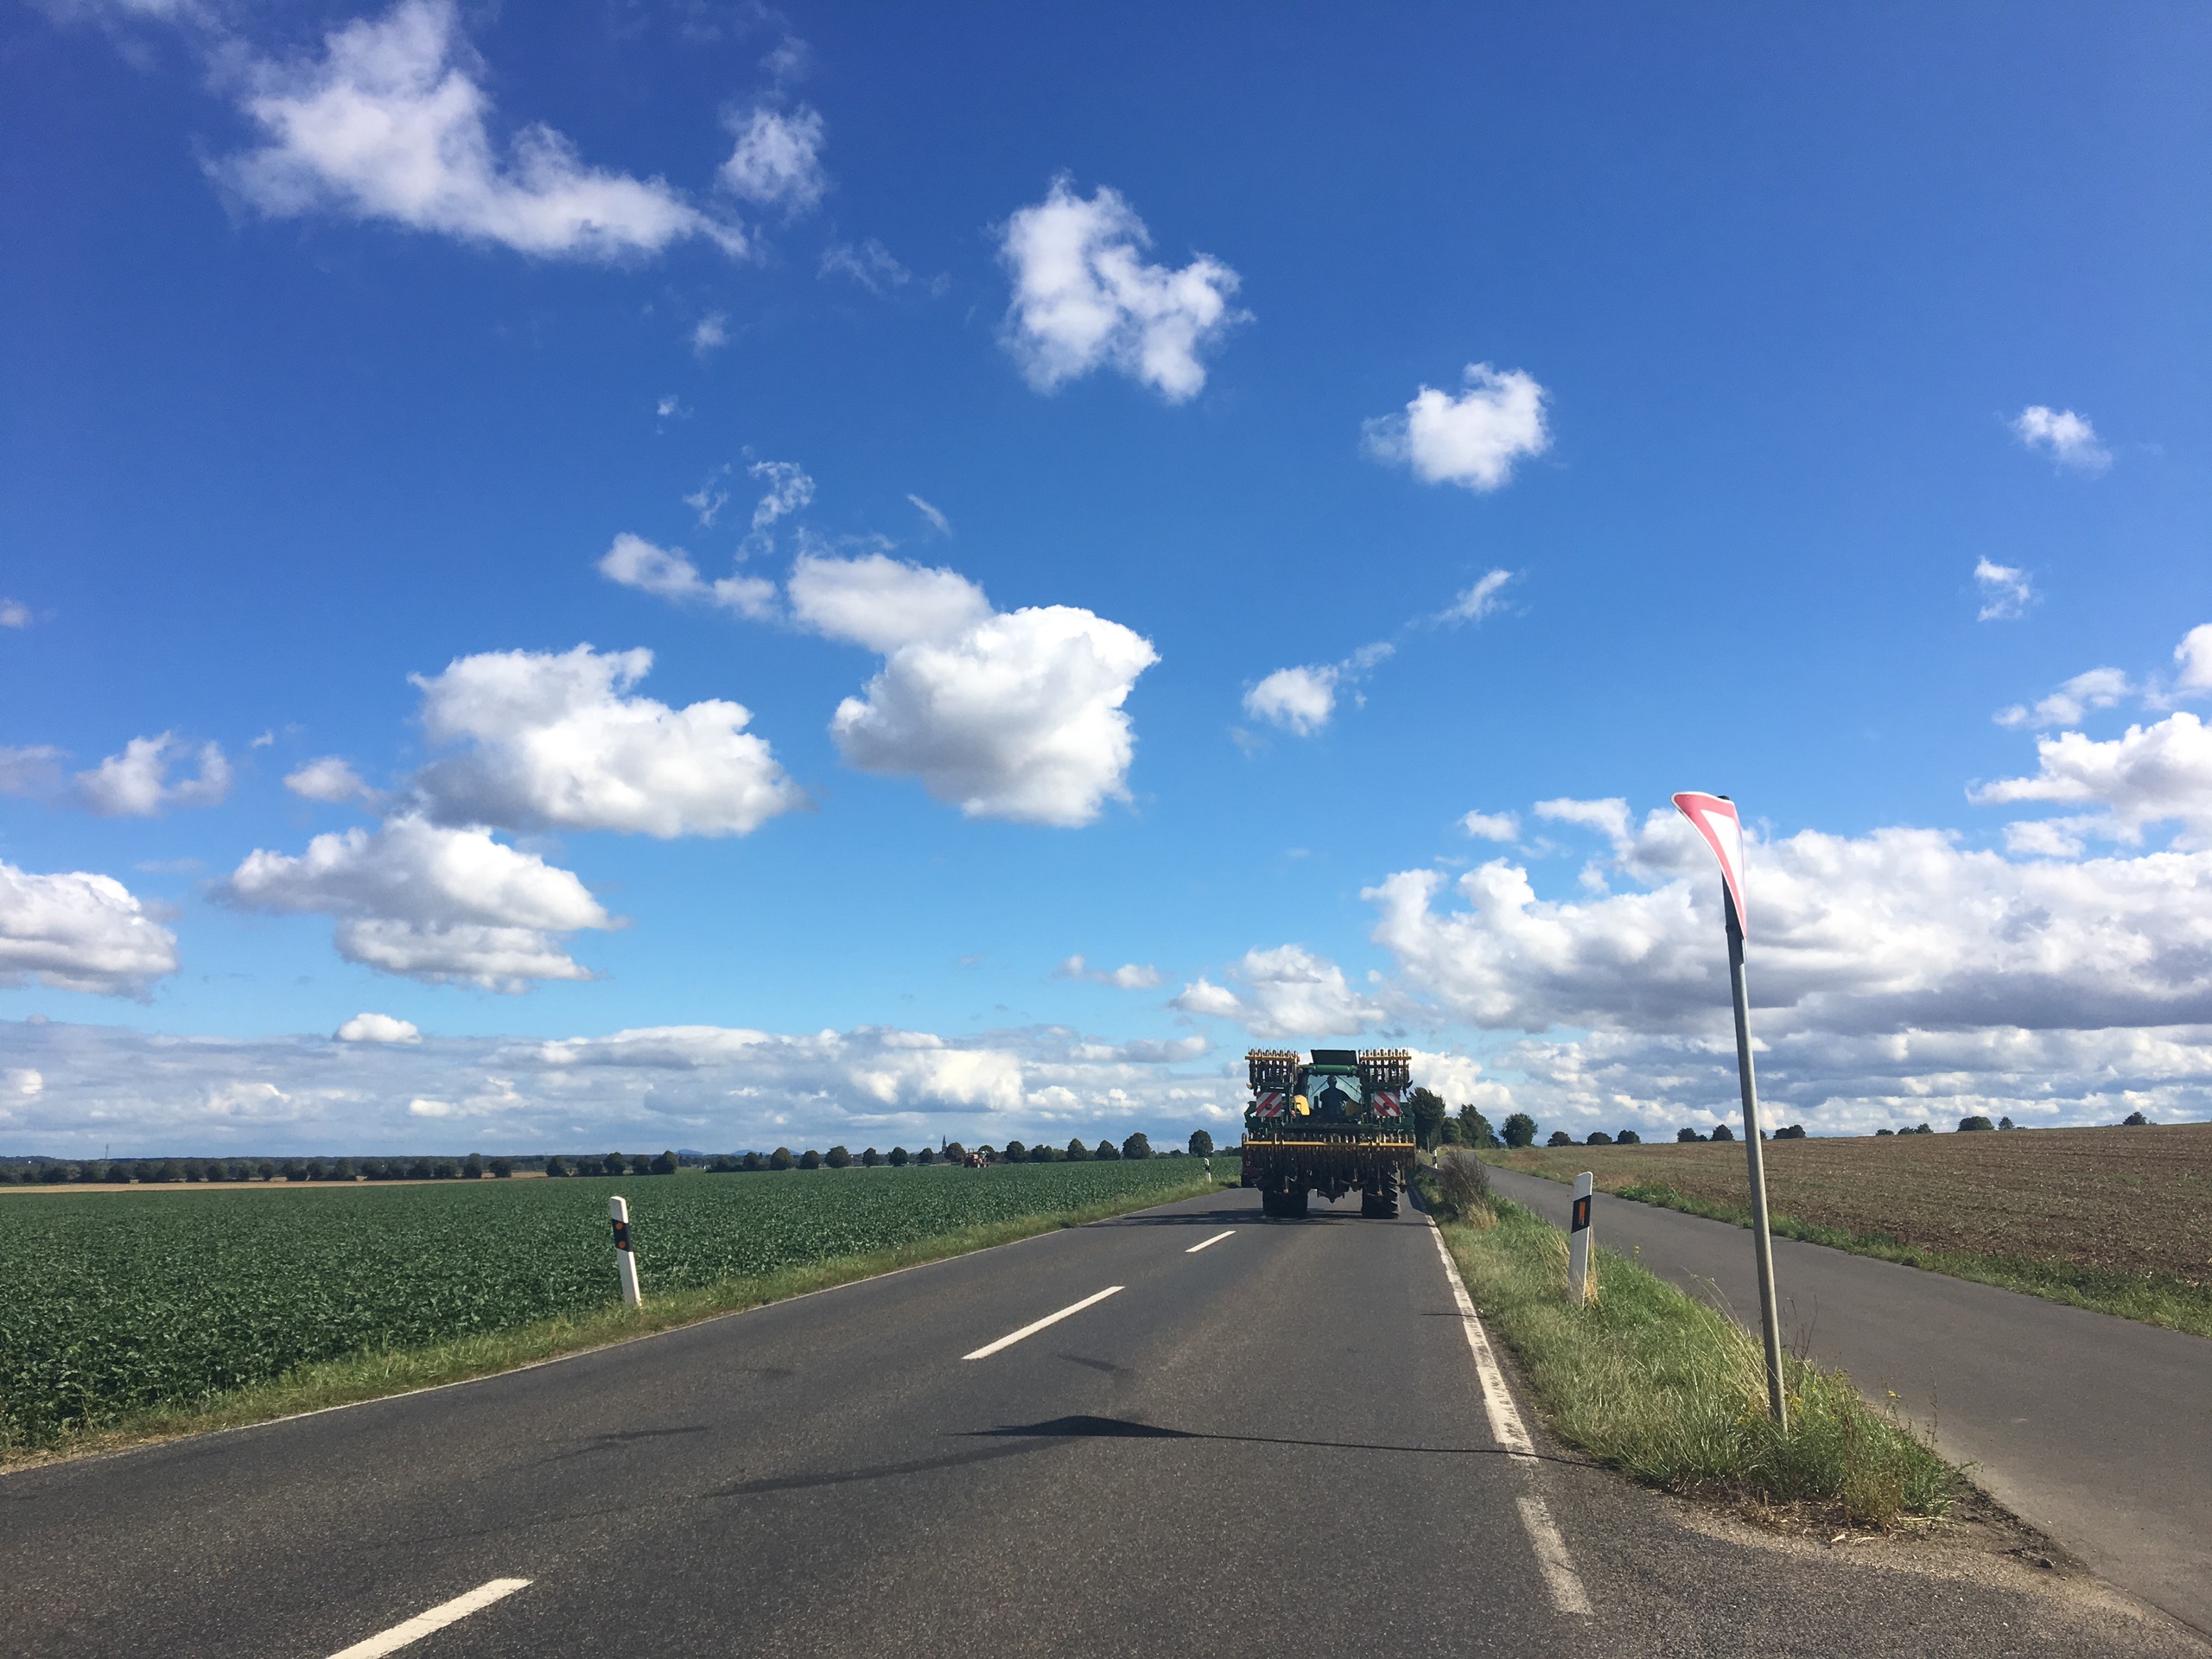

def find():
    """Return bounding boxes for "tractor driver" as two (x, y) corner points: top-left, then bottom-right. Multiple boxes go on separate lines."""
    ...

(1315, 1077), (1355, 1119)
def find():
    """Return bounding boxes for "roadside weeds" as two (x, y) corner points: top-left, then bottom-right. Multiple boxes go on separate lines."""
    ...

(1421, 1173), (1955, 1530)
(0, 1173), (1231, 1472)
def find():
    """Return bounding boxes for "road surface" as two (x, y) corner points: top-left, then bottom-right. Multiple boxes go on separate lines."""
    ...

(1489, 1165), (2212, 1638)
(3, 1185), (2198, 1657)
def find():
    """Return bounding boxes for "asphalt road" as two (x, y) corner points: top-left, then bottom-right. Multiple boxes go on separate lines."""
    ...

(4, 1185), (2201, 1657)
(1489, 1165), (2212, 1638)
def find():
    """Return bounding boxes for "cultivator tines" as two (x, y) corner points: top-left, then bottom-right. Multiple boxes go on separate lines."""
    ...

(1246, 1050), (1300, 1091)
(1357, 1049), (1412, 1092)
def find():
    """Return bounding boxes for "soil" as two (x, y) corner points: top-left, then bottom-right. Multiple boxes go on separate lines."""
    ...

(1492, 1124), (2212, 1282)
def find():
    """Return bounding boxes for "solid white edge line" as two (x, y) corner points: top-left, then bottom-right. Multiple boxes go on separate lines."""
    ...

(962, 1286), (1123, 1360)
(327, 1578), (531, 1659)
(1185, 1230), (1236, 1254)
(1516, 1495), (1596, 1616)
(1427, 1212), (1594, 1617)
(1426, 1220), (1535, 1459)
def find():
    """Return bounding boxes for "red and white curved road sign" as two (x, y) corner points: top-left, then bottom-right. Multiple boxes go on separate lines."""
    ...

(1672, 791), (1747, 936)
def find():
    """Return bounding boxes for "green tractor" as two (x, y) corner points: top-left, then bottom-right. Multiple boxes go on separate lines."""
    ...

(1241, 1048), (1415, 1218)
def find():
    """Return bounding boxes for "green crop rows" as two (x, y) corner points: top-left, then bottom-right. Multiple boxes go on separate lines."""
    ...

(0, 1160), (1210, 1446)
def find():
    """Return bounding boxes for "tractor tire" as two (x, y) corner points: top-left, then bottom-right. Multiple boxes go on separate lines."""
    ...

(1362, 1189), (1399, 1218)
(1283, 1188), (1310, 1218)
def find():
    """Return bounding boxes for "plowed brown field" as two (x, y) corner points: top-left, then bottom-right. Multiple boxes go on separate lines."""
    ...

(1492, 1124), (2212, 1282)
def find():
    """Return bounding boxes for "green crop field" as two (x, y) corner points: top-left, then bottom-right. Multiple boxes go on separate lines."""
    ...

(0, 1160), (1213, 1447)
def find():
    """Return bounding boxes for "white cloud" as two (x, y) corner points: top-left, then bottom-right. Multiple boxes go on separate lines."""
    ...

(410, 644), (802, 838)
(286, 755), (378, 805)
(219, 813), (613, 991)
(1242, 642), (1393, 738)
(1534, 796), (1632, 842)
(796, 554), (1157, 826)
(74, 734), (232, 816)
(1460, 810), (1520, 842)
(1441, 569), (1514, 623)
(1993, 666), (2130, 730)
(2172, 626), (2212, 697)
(1243, 665), (1340, 737)
(2012, 405), (2111, 474)
(1363, 364), (1549, 493)
(788, 551), (992, 652)
(336, 1012), (420, 1044)
(6, 1068), (41, 1097)
(1973, 712), (2212, 846)
(656, 393), (690, 423)
(597, 532), (778, 619)
(822, 238), (909, 293)
(747, 459), (814, 534)
(215, 0), (742, 260)
(1369, 805), (2212, 1036)
(0, 861), (180, 997)
(718, 104), (825, 211)
(683, 465), (730, 526)
(0, 1014), (1245, 1155)
(1974, 557), (2037, 622)
(998, 178), (1244, 403)
(1057, 955), (1163, 990)
(691, 313), (729, 356)
(907, 494), (950, 536)
(0, 746), (65, 799)
(0, 599), (29, 628)
(1170, 944), (1387, 1040)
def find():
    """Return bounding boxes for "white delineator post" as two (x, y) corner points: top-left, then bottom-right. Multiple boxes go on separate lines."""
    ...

(1567, 1172), (1595, 1305)
(1672, 791), (1789, 1431)
(609, 1195), (643, 1308)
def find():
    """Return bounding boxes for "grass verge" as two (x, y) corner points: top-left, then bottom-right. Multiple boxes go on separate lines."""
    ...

(1421, 1171), (1955, 1527)
(1, 1172), (1227, 1472)
(1598, 1179), (2212, 1339)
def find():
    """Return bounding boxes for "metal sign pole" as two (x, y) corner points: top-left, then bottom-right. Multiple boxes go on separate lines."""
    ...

(1726, 888), (1788, 1429)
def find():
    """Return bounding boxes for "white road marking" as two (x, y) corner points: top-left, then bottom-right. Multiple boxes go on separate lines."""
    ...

(1427, 1221), (1535, 1460)
(1427, 1214), (1594, 1616)
(962, 1286), (1123, 1360)
(326, 1579), (531, 1658)
(1517, 1495), (1596, 1616)
(1185, 1230), (1236, 1254)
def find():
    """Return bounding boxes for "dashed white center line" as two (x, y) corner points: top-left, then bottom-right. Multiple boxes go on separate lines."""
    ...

(1185, 1230), (1236, 1254)
(326, 1579), (531, 1658)
(963, 1286), (1123, 1359)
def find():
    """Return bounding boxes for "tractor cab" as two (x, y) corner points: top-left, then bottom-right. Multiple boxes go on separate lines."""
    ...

(1302, 1051), (1363, 1121)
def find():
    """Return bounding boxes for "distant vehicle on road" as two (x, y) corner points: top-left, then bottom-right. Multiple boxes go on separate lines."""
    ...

(1242, 1049), (1415, 1218)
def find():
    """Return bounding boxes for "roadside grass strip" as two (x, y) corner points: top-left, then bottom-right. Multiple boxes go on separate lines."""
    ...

(963, 1286), (1124, 1359)
(1, 1166), (1231, 1465)
(327, 1579), (530, 1658)
(1434, 1193), (1955, 1529)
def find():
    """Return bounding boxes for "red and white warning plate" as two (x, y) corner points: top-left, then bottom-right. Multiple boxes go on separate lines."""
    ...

(1671, 791), (1749, 934)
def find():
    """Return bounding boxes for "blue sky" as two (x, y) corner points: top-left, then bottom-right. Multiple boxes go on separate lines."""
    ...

(3, 0), (2209, 1154)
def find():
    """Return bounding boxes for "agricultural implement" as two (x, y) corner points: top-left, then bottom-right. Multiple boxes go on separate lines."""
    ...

(1241, 1048), (1415, 1218)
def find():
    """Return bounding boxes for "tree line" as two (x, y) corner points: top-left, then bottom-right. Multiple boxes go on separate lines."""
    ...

(0, 1154), (517, 1184)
